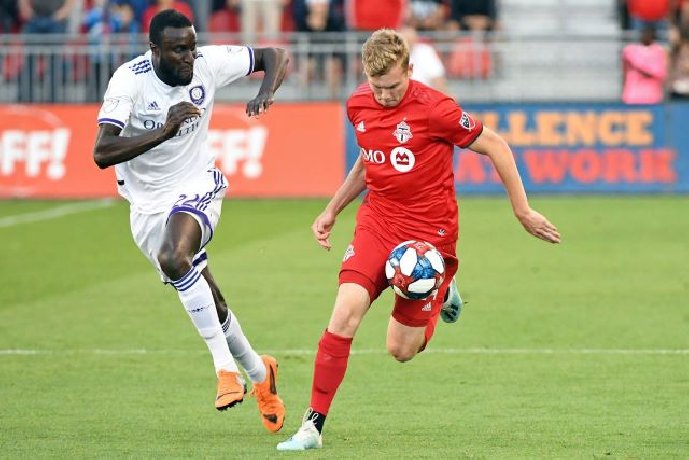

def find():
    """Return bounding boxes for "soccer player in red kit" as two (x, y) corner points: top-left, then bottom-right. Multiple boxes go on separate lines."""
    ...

(277, 29), (561, 451)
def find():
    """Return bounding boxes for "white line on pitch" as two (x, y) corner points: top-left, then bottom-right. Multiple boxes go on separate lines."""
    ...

(0, 200), (115, 228)
(1, 348), (688, 356)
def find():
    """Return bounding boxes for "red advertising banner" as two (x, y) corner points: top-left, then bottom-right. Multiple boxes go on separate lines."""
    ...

(0, 103), (344, 198)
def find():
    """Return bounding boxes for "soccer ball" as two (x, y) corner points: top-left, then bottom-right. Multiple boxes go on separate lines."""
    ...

(385, 240), (445, 300)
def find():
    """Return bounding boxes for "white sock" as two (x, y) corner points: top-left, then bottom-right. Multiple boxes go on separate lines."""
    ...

(220, 312), (266, 383)
(173, 267), (238, 373)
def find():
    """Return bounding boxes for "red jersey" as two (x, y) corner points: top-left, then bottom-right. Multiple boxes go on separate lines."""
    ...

(346, 0), (406, 31)
(143, 3), (196, 32)
(346, 80), (483, 247)
(627, 0), (669, 21)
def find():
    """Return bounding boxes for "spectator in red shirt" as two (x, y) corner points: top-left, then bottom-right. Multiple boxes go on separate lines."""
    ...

(143, 0), (195, 32)
(346, 0), (407, 31)
(626, 0), (670, 36)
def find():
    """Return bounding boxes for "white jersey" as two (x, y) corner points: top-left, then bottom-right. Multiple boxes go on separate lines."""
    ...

(97, 45), (255, 213)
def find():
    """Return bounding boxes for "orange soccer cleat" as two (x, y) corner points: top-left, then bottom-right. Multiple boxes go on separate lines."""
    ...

(250, 355), (286, 432)
(215, 370), (246, 411)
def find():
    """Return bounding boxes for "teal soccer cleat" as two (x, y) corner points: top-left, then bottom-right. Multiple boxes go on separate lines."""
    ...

(276, 417), (322, 451)
(440, 277), (463, 323)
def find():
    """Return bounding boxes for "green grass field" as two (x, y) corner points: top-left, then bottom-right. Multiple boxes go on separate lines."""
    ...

(1, 197), (687, 458)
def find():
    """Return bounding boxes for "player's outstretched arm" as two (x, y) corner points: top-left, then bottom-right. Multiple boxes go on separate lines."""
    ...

(93, 102), (201, 169)
(245, 47), (289, 117)
(468, 127), (561, 244)
(312, 156), (367, 250)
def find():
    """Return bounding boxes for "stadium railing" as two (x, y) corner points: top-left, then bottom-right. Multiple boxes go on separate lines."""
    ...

(0, 30), (624, 104)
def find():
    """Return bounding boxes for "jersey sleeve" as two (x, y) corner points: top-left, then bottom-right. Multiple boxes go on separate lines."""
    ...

(97, 67), (136, 130)
(346, 98), (355, 125)
(428, 97), (483, 148)
(200, 45), (254, 88)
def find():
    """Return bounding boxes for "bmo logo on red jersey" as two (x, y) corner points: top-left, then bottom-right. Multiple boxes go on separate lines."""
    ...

(361, 147), (385, 164)
(390, 147), (415, 172)
(360, 146), (416, 173)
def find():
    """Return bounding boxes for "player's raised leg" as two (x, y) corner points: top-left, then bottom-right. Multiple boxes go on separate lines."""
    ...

(386, 316), (427, 362)
(388, 252), (458, 358)
(277, 282), (370, 451)
(250, 354), (285, 433)
(158, 212), (244, 411)
(204, 268), (285, 432)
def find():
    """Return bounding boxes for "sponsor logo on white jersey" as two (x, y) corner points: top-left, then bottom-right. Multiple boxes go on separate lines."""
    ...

(146, 101), (160, 111)
(393, 120), (413, 143)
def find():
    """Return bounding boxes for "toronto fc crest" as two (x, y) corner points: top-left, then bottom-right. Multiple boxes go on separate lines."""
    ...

(393, 120), (413, 144)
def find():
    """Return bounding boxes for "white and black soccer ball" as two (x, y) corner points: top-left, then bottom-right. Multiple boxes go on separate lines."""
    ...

(385, 240), (445, 300)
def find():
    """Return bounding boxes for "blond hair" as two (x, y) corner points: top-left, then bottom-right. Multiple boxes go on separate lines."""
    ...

(361, 29), (410, 77)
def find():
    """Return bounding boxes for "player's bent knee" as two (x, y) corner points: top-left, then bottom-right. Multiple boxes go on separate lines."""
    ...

(157, 246), (193, 281)
(328, 284), (371, 336)
(386, 343), (417, 363)
(329, 312), (363, 337)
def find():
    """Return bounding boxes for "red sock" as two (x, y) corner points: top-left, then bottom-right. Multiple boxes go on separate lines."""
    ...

(310, 329), (353, 415)
(419, 314), (440, 352)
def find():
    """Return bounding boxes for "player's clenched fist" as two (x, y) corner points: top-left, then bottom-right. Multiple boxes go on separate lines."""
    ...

(246, 91), (274, 117)
(163, 102), (201, 138)
(312, 210), (336, 251)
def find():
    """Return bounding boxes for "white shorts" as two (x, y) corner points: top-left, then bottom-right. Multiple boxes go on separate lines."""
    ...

(129, 168), (229, 283)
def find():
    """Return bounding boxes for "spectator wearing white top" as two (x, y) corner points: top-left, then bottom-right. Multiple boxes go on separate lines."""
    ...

(229, 0), (289, 43)
(400, 26), (449, 95)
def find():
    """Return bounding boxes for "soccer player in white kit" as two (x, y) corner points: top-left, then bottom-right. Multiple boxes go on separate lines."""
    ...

(92, 9), (289, 433)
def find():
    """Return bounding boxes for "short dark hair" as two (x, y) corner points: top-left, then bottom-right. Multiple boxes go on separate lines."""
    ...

(149, 9), (193, 46)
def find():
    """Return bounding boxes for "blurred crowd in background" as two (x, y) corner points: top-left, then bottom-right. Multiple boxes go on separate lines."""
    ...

(0, 0), (686, 104)
(0, 0), (498, 37)
(619, 0), (689, 103)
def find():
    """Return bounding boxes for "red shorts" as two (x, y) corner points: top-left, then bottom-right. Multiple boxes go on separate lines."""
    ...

(339, 225), (458, 328)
